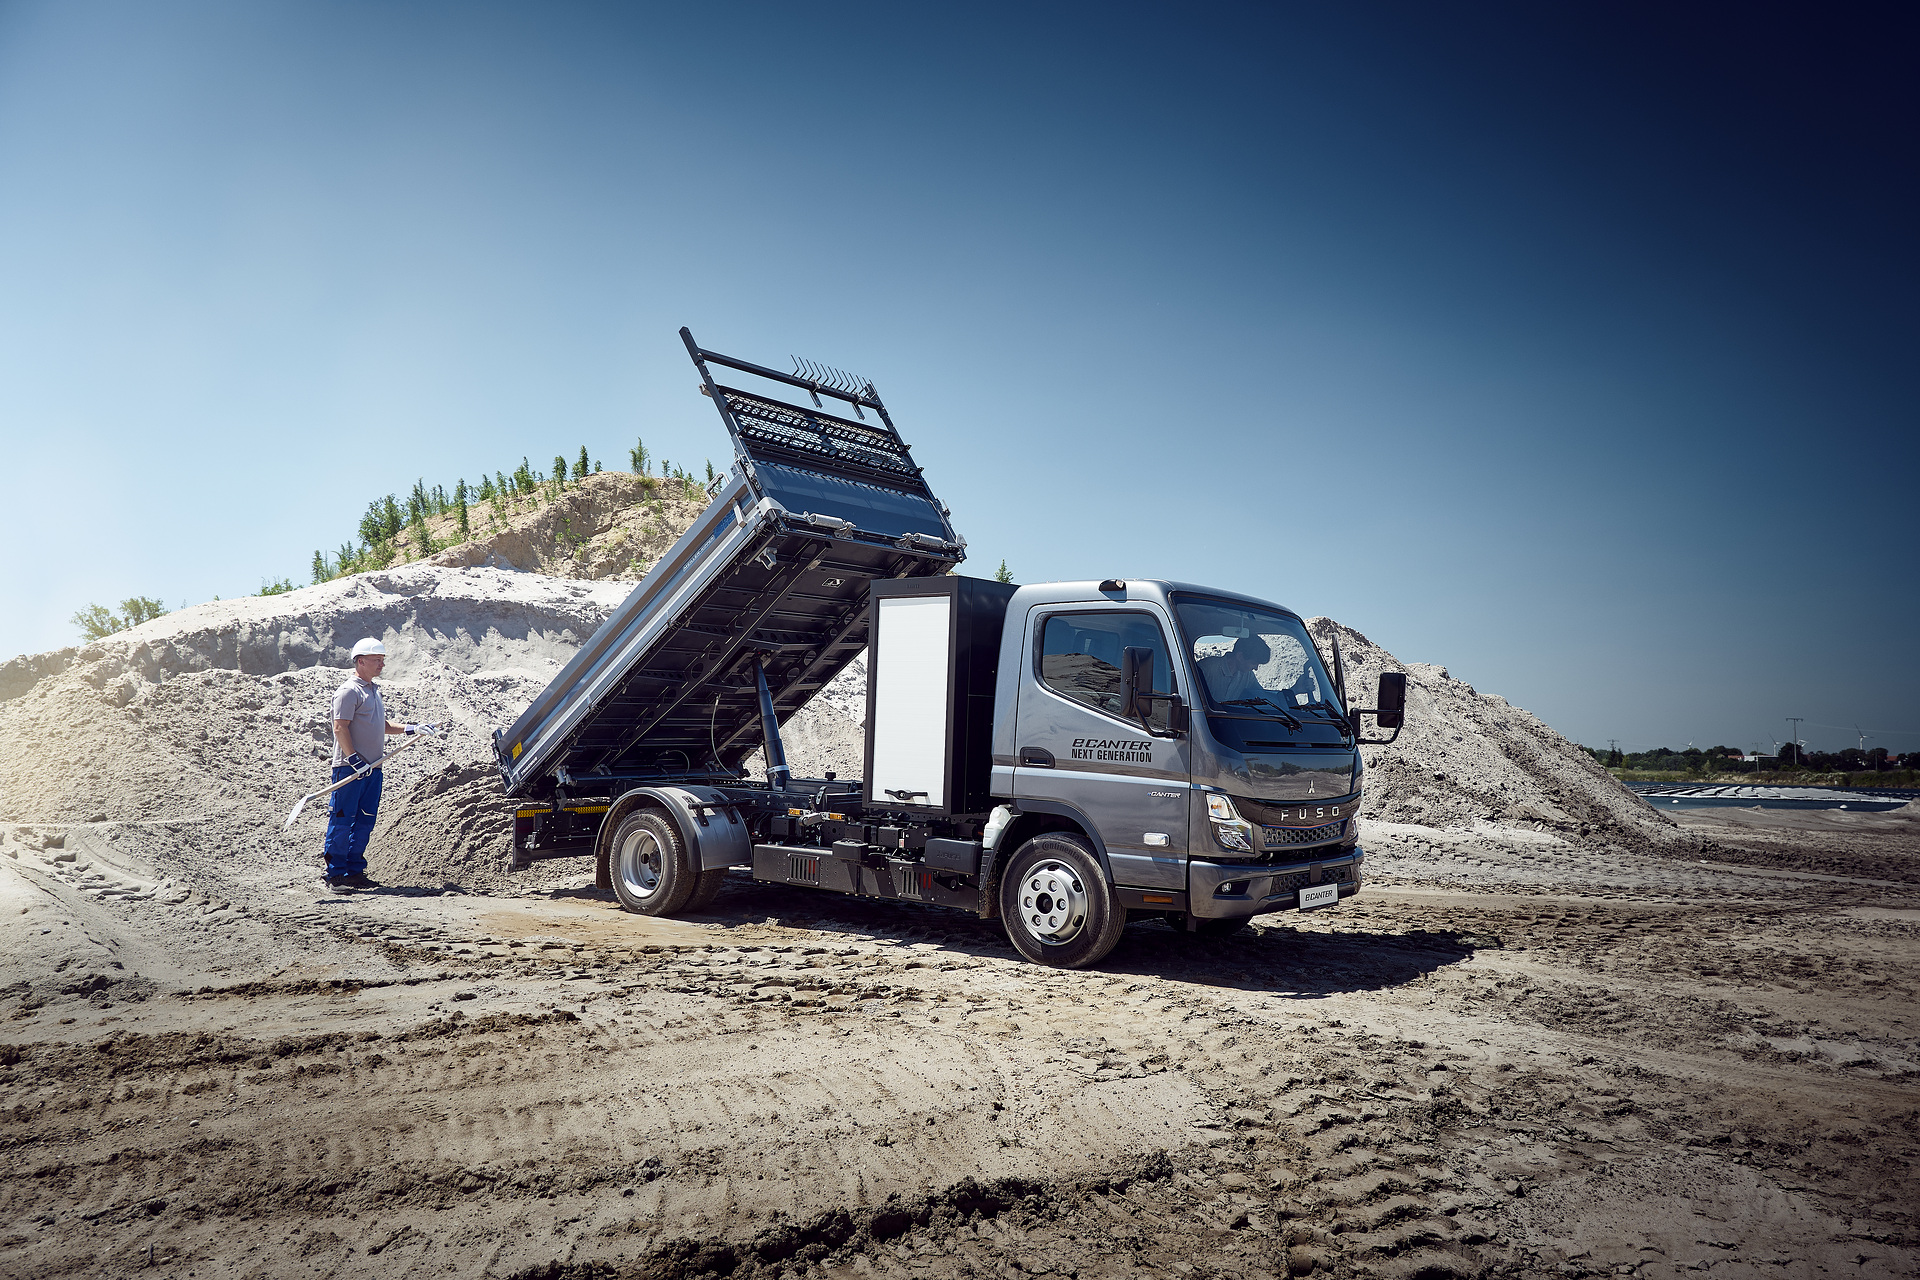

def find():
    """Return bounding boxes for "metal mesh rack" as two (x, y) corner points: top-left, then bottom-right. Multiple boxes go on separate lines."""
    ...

(492, 329), (964, 801)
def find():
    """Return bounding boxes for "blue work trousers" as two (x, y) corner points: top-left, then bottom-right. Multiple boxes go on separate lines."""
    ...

(322, 765), (383, 879)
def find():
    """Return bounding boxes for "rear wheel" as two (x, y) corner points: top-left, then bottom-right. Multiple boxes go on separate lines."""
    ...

(609, 810), (698, 915)
(998, 833), (1126, 969)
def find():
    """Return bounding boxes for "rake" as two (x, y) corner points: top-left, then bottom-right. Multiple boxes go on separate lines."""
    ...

(282, 728), (441, 831)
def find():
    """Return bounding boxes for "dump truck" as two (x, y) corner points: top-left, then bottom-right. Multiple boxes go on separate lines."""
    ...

(493, 329), (1407, 968)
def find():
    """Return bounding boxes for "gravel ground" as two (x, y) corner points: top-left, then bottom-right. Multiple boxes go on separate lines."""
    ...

(1, 804), (1914, 1280)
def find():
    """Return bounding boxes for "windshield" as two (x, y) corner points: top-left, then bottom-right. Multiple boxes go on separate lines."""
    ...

(1172, 596), (1341, 720)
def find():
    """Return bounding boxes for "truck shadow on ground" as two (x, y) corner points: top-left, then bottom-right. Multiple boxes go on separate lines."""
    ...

(539, 875), (1482, 1001)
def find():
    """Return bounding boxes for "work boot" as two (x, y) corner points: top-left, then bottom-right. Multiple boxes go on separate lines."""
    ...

(325, 876), (357, 894)
(343, 873), (382, 891)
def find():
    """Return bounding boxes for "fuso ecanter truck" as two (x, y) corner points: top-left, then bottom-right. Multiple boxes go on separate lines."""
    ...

(492, 329), (1408, 968)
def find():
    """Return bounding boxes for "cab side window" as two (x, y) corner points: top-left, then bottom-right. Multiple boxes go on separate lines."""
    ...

(1038, 612), (1175, 730)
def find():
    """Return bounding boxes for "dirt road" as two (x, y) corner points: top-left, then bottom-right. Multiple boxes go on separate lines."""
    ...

(3, 807), (1916, 1280)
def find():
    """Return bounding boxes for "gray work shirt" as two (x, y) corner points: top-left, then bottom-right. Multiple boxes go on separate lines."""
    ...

(331, 675), (387, 767)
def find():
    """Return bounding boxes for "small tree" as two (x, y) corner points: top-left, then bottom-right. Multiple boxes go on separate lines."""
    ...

(455, 478), (470, 538)
(553, 455), (569, 493)
(311, 550), (328, 584)
(629, 437), (649, 475)
(71, 603), (121, 641)
(358, 500), (387, 548)
(514, 458), (534, 495)
(575, 446), (590, 481)
(994, 559), (1013, 583)
(259, 577), (294, 596)
(337, 542), (357, 575)
(593, 459), (602, 473)
(120, 596), (166, 626)
(478, 474), (496, 502)
(411, 505), (431, 557)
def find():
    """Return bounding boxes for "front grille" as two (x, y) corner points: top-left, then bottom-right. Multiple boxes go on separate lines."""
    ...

(894, 867), (926, 900)
(788, 854), (820, 883)
(1261, 820), (1346, 849)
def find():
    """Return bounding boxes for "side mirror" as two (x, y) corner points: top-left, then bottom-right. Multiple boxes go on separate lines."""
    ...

(1375, 672), (1406, 729)
(1120, 647), (1154, 720)
(1121, 647), (1187, 737)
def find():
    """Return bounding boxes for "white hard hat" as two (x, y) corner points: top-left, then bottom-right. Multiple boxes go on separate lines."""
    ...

(350, 638), (387, 659)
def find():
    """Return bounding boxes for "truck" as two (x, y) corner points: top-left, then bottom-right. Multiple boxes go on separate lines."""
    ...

(492, 329), (1408, 968)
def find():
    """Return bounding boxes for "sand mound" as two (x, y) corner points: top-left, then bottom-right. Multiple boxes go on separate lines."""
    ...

(370, 760), (553, 893)
(0, 565), (629, 893)
(1306, 617), (1688, 852)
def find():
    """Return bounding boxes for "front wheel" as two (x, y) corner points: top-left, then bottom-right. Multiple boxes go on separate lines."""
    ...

(998, 833), (1126, 969)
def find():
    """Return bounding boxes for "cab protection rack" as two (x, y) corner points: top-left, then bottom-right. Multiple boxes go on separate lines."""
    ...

(492, 329), (965, 801)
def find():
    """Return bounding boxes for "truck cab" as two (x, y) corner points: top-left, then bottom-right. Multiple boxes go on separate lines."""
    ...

(982, 579), (1373, 964)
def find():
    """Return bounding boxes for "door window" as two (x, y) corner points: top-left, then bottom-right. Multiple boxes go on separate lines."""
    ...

(1038, 611), (1176, 732)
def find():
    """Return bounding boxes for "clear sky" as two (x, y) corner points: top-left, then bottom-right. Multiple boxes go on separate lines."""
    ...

(2, 1), (1915, 757)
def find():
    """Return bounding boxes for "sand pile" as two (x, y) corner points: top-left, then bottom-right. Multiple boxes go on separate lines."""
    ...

(0, 565), (629, 893)
(1307, 617), (1688, 851)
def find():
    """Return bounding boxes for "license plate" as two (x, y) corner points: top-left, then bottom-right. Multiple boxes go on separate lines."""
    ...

(1299, 883), (1339, 910)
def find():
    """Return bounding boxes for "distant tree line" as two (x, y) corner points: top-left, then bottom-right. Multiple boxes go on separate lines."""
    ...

(69, 442), (726, 636)
(1587, 743), (1911, 773)
(307, 439), (717, 585)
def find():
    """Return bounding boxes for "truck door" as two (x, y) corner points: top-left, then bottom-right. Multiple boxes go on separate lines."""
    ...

(1011, 607), (1191, 889)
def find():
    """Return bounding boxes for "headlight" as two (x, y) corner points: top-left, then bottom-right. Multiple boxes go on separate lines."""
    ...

(1215, 825), (1253, 852)
(1206, 792), (1255, 852)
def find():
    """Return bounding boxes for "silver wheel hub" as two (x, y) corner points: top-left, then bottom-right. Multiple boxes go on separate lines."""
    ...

(1017, 860), (1088, 944)
(618, 829), (663, 900)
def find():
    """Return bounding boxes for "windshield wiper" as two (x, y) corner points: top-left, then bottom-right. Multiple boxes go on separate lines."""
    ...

(1296, 699), (1356, 734)
(1219, 697), (1304, 731)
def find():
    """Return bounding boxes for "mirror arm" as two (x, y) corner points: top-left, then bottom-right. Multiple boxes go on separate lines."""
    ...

(1348, 706), (1402, 746)
(1126, 689), (1187, 739)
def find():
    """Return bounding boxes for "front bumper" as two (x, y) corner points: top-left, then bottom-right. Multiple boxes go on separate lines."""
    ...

(1187, 847), (1364, 919)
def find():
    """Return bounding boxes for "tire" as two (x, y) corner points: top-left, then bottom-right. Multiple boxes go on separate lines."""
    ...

(683, 866), (730, 912)
(998, 833), (1126, 969)
(608, 810), (698, 915)
(1165, 912), (1251, 938)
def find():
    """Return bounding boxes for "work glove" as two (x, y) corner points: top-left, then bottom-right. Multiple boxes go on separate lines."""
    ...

(403, 722), (439, 735)
(346, 753), (370, 772)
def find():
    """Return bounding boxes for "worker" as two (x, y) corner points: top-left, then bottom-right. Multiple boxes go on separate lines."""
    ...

(324, 638), (433, 893)
(1198, 635), (1271, 704)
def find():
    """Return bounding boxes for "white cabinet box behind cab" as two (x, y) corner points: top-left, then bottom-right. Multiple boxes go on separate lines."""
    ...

(863, 575), (1017, 818)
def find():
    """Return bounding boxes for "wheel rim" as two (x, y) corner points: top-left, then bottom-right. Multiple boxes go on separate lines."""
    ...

(617, 828), (664, 900)
(1015, 859), (1088, 945)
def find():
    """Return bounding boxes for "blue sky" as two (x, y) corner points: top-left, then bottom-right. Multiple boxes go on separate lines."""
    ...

(2, 1), (1914, 756)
